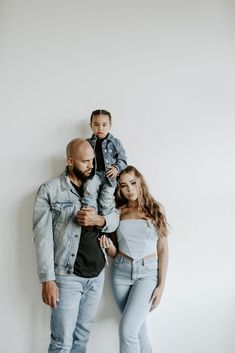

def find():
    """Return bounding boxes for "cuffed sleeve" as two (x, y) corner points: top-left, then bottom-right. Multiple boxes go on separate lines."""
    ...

(102, 208), (120, 233)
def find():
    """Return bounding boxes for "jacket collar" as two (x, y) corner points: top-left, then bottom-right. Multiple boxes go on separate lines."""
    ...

(60, 167), (95, 191)
(60, 169), (71, 191)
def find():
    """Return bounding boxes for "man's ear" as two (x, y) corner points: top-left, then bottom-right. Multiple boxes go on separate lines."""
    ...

(67, 157), (73, 166)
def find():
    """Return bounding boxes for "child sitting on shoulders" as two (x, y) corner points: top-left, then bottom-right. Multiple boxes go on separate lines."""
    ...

(83, 109), (127, 215)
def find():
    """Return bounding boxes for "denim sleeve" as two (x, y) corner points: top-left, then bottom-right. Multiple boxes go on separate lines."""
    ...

(113, 139), (127, 172)
(102, 208), (120, 233)
(33, 184), (55, 283)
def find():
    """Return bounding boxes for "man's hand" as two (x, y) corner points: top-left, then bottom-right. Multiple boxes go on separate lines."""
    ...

(106, 166), (118, 178)
(76, 206), (105, 228)
(42, 281), (59, 309)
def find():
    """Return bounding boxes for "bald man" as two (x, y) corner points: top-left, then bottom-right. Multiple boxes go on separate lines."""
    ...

(33, 138), (119, 353)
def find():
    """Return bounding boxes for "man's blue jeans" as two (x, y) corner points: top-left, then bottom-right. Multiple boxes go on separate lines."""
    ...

(111, 255), (158, 353)
(48, 270), (105, 353)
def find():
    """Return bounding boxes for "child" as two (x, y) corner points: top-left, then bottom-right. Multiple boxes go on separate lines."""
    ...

(83, 109), (127, 215)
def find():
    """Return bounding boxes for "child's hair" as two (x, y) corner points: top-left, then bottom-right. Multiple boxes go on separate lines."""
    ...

(115, 166), (169, 237)
(90, 109), (112, 124)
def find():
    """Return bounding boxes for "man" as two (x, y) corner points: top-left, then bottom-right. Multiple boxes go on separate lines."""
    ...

(33, 138), (119, 353)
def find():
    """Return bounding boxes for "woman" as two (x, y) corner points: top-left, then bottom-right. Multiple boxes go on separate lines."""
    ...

(99, 166), (169, 353)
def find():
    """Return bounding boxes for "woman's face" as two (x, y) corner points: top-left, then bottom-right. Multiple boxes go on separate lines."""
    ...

(119, 172), (139, 202)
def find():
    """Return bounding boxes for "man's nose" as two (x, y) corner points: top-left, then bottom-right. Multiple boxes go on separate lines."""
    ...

(88, 160), (93, 169)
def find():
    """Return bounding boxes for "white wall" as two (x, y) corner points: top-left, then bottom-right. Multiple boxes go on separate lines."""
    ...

(1, 1), (234, 352)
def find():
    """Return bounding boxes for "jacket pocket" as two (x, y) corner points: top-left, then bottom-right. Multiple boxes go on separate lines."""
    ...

(51, 201), (74, 211)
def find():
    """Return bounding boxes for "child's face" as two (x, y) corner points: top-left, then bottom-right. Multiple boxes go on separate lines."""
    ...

(90, 114), (111, 139)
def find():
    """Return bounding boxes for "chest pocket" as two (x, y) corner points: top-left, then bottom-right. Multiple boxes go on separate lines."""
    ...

(51, 201), (74, 211)
(51, 201), (75, 228)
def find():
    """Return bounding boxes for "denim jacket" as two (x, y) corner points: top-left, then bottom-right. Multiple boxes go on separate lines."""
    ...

(87, 133), (127, 186)
(33, 170), (119, 283)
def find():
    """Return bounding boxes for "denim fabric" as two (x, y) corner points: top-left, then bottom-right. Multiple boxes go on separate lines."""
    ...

(48, 270), (105, 353)
(111, 255), (158, 353)
(33, 170), (119, 282)
(117, 220), (158, 260)
(83, 171), (116, 215)
(87, 133), (127, 187)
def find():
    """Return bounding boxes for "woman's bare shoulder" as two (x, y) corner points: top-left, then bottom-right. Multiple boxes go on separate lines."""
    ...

(117, 205), (128, 216)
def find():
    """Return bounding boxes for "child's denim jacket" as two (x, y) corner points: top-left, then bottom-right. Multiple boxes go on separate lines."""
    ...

(87, 133), (127, 186)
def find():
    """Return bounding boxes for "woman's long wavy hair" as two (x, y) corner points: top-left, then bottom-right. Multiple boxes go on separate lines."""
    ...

(115, 166), (168, 237)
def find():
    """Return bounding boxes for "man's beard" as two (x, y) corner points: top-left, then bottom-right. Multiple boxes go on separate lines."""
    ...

(72, 165), (91, 182)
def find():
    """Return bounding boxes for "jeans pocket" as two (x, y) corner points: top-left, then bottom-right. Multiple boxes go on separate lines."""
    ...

(112, 254), (124, 268)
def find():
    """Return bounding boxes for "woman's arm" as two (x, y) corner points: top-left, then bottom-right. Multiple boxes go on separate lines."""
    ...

(150, 235), (169, 311)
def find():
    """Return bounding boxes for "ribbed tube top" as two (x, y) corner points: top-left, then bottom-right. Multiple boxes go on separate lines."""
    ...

(116, 219), (158, 260)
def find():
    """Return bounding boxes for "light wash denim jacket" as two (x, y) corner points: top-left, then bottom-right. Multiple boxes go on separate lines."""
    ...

(33, 170), (119, 283)
(87, 133), (127, 186)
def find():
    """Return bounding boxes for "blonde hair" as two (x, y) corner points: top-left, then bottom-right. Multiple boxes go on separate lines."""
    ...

(116, 166), (168, 237)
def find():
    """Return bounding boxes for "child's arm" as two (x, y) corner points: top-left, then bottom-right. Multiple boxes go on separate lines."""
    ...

(106, 165), (119, 178)
(113, 139), (127, 173)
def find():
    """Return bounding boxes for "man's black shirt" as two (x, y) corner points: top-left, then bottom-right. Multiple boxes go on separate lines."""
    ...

(71, 181), (105, 277)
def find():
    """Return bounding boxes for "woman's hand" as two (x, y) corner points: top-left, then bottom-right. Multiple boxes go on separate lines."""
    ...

(98, 235), (117, 257)
(149, 286), (164, 312)
(99, 234), (112, 249)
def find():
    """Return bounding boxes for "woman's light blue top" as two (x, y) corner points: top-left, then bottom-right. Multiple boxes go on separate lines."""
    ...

(116, 219), (158, 260)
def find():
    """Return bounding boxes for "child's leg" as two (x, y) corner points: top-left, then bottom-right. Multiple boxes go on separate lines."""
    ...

(98, 181), (116, 215)
(82, 174), (101, 211)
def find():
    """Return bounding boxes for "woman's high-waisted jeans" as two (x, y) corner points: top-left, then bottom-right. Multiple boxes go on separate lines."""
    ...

(111, 254), (158, 353)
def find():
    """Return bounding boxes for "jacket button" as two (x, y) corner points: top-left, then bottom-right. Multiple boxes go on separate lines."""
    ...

(75, 234), (78, 238)
(71, 253), (75, 257)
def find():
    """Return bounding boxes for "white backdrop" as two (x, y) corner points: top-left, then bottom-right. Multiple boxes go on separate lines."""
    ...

(1, 1), (235, 352)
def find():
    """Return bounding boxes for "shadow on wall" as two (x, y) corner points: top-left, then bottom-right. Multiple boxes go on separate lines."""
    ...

(15, 118), (120, 351)
(54, 117), (91, 142)
(16, 191), (50, 352)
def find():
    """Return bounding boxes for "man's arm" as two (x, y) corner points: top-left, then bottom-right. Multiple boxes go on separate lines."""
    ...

(33, 184), (56, 283)
(33, 184), (60, 308)
(76, 207), (119, 233)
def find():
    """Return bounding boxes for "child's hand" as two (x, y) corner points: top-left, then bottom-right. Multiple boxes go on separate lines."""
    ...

(106, 166), (118, 178)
